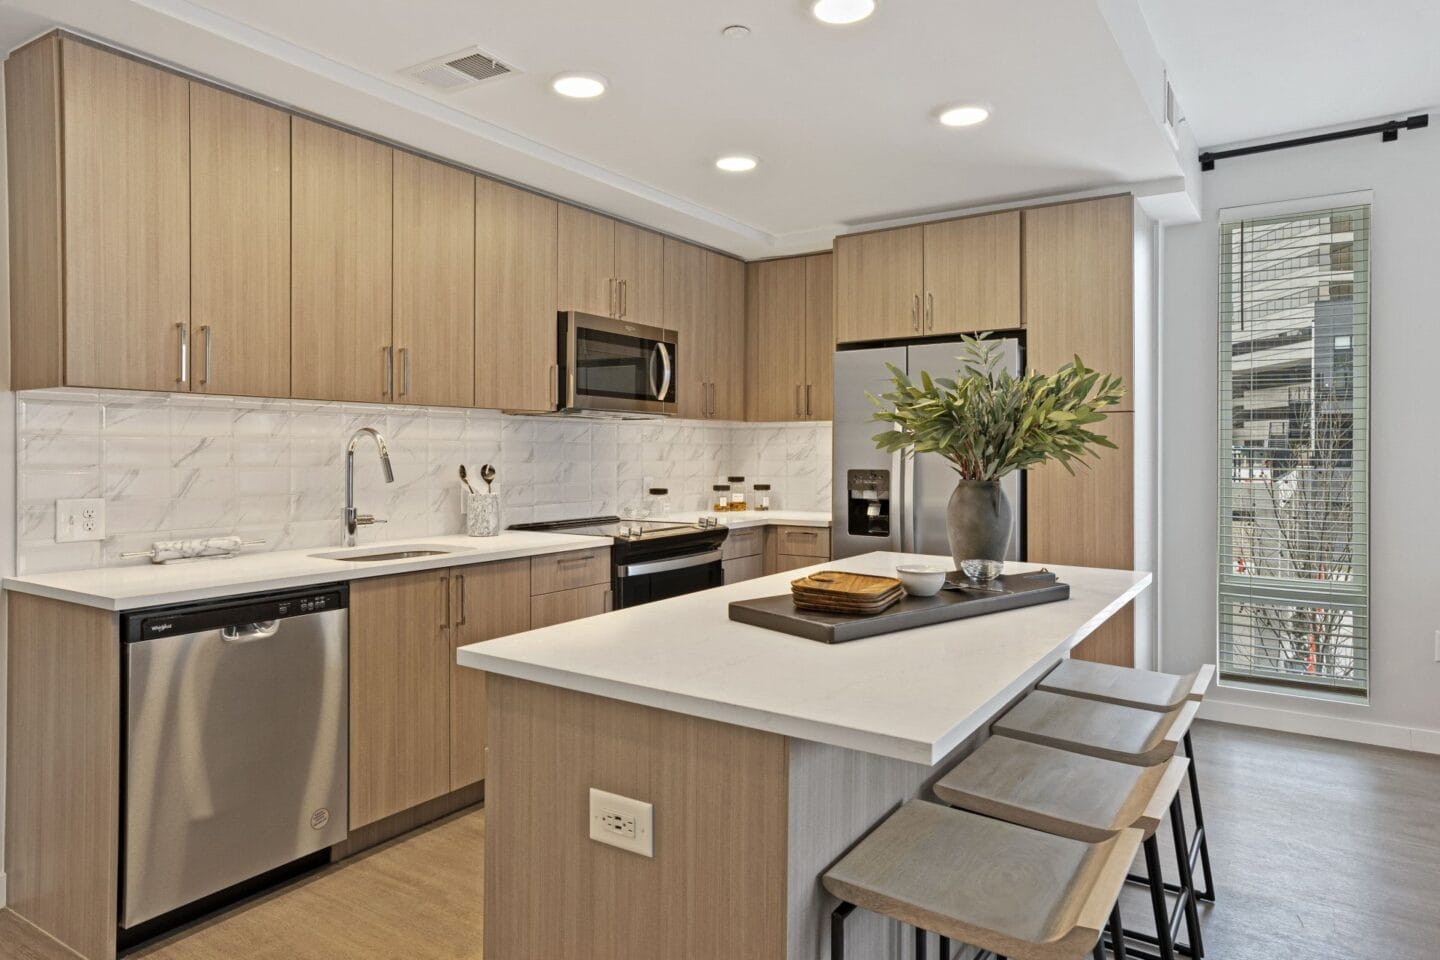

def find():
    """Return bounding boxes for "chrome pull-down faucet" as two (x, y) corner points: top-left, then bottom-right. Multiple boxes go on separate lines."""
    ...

(344, 427), (395, 546)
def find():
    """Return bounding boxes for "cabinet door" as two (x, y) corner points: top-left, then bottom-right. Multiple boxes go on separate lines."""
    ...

(707, 251), (747, 421)
(292, 118), (393, 402)
(615, 220), (665, 327)
(923, 211), (1020, 335)
(804, 253), (834, 420)
(450, 559), (531, 790)
(189, 83), (291, 398)
(664, 238), (708, 419)
(1023, 196), (1133, 410)
(745, 258), (807, 421)
(350, 571), (452, 829)
(393, 152), (474, 407)
(60, 40), (190, 391)
(723, 554), (765, 585)
(833, 225), (923, 344)
(476, 178), (558, 412)
(531, 583), (611, 628)
(558, 204), (615, 316)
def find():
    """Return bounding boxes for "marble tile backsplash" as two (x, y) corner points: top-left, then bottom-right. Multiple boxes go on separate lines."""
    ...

(15, 390), (832, 574)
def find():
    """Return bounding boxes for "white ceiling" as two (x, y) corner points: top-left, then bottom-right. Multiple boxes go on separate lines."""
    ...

(1140, 0), (1440, 148)
(0, 0), (1186, 257)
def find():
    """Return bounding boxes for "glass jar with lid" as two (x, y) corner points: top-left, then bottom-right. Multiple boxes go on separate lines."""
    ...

(712, 484), (731, 513)
(647, 487), (672, 518)
(727, 476), (747, 511)
(754, 483), (773, 511)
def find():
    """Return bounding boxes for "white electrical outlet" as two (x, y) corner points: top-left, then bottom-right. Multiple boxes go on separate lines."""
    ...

(56, 498), (106, 543)
(588, 787), (653, 857)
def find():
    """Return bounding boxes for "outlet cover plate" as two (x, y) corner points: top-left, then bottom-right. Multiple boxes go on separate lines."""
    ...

(588, 787), (653, 857)
(56, 498), (105, 542)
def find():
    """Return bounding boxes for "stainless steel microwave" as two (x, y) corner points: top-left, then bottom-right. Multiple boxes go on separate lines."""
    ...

(557, 312), (678, 417)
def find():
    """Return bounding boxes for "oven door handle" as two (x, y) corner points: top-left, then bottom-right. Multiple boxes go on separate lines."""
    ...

(616, 549), (722, 578)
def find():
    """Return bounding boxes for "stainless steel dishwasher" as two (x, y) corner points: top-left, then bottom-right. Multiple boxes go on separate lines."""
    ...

(120, 584), (349, 931)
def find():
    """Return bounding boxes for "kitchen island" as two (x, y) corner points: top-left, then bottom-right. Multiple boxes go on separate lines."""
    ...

(458, 552), (1150, 960)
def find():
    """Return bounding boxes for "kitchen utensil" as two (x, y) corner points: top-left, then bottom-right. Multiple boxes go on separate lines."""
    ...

(120, 537), (266, 564)
(894, 563), (947, 597)
(459, 465), (477, 495)
(480, 463), (496, 493)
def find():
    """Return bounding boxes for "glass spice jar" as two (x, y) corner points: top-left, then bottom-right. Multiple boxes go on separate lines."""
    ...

(712, 484), (731, 513)
(754, 483), (772, 511)
(648, 487), (672, 517)
(727, 476), (747, 511)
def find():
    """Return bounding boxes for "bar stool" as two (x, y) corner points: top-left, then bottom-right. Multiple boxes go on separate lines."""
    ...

(824, 799), (1141, 960)
(1037, 661), (1217, 903)
(933, 736), (1203, 960)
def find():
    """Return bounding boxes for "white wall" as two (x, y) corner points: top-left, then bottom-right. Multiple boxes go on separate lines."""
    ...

(1161, 111), (1440, 750)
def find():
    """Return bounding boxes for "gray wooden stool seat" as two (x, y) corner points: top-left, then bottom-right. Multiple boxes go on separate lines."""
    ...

(1034, 662), (1219, 906)
(993, 690), (1200, 766)
(1038, 660), (1215, 713)
(823, 799), (1141, 960)
(934, 737), (1203, 960)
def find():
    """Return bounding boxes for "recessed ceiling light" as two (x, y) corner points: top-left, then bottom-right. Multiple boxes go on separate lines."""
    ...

(812, 0), (876, 25)
(551, 73), (607, 99)
(721, 24), (751, 39)
(938, 104), (991, 127)
(715, 155), (759, 173)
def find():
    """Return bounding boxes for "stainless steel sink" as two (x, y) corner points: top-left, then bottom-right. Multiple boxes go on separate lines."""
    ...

(311, 544), (470, 563)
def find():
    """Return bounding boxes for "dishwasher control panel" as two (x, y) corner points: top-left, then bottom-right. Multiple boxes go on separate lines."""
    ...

(123, 584), (349, 643)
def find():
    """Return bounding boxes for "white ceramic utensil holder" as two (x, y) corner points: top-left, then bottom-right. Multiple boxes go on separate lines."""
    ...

(464, 491), (501, 537)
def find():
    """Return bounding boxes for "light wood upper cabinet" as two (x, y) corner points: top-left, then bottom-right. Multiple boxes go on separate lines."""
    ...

(746, 257), (807, 421)
(707, 251), (747, 421)
(558, 204), (616, 316)
(349, 570), (452, 829)
(614, 220), (664, 326)
(834, 225), (923, 344)
(664, 238), (708, 419)
(189, 83), (291, 398)
(923, 211), (1020, 335)
(804, 253), (834, 420)
(1024, 196), (1134, 410)
(393, 152), (475, 408)
(476, 178), (559, 412)
(450, 559), (531, 790)
(291, 118), (394, 403)
(6, 37), (192, 391)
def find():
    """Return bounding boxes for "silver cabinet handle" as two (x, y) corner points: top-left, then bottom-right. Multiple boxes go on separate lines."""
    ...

(709, 382), (716, 417)
(176, 323), (189, 384)
(399, 347), (411, 399)
(384, 346), (394, 399)
(795, 384), (803, 418)
(912, 294), (920, 332)
(456, 572), (467, 626)
(608, 278), (616, 317)
(199, 325), (213, 386)
(805, 383), (813, 417)
(655, 342), (672, 401)
(620, 279), (628, 317)
(926, 292), (934, 331)
(556, 552), (595, 564)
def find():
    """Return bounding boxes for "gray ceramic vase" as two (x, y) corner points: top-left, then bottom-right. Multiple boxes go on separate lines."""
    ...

(945, 479), (1012, 568)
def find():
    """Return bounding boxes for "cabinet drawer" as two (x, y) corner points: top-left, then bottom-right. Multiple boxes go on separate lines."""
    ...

(773, 526), (830, 559)
(772, 553), (818, 575)
(531, 548), (610, 595)
(531, 583), (611, 629)
(721, 526), (765, 561)
(722, 554), (765, 584)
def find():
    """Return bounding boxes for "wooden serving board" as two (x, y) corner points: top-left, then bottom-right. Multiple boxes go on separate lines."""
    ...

(729, 570), (1071, 644)
(791, 571), (905, 614)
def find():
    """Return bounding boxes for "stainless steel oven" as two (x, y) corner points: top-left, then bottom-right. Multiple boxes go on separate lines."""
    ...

(558, 311), (678, 416)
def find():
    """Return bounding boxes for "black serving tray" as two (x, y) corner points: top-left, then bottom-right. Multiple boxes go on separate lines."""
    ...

(727, 569), (1070, 644)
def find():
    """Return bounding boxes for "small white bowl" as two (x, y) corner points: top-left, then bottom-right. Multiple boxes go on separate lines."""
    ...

(895, 563), (947, 597)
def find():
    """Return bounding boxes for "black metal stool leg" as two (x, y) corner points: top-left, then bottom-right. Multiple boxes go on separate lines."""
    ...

(915, 926), (927, 959)
(1182, 731), (1217, 903)
(1143, 835), (1178, 960)
(939, 935), (951, 960)
(1109, 902), (1129, 959)
(1169, 797), (1205, 959)
(831, 902), (855, 960)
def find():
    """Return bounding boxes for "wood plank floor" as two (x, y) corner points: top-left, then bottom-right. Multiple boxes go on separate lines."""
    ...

(3, 722), (1440, 959)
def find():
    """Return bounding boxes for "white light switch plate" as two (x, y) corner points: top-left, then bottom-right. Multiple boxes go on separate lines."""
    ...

(56, 498), (106, 542)
(589, 787), (653, 858)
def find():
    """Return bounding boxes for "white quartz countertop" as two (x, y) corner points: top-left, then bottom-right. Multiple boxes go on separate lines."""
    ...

(2, 531), (608, 611)
(658, 509), (831, 529)
(459, 552), (1151, 765)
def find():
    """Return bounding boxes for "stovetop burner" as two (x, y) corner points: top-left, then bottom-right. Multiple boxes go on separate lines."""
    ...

(510, 515), (703, 542)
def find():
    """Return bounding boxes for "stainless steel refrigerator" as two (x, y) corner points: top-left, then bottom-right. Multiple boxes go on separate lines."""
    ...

(831, 338), (1024, 561)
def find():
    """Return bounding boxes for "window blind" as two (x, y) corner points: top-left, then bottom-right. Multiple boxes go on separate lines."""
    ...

(1217, 203), (1370, 696)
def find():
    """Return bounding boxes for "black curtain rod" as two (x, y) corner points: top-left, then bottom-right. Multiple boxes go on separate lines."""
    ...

(1199, 113), (1429, 171)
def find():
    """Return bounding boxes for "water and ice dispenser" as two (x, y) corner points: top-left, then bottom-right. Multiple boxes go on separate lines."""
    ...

(846, 469), (891, 539)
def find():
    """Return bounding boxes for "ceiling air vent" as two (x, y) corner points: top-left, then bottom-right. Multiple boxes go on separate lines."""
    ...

(402, 48), (515, 93)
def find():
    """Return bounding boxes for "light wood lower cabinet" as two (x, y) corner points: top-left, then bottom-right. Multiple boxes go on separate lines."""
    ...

(531, 582), (611, 628)
(722, 525), (767, 584)
(449, 559), (531, 790)
(763, 525), (832, 575)
(349, 570), (452, 829)
(723, 554), (765, 584)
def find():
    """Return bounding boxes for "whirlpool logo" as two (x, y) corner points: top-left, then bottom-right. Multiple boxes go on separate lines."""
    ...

(310, 808), (331, 830)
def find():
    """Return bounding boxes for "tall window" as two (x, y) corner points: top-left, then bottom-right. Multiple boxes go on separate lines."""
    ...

(1217, 203), (1370, 697)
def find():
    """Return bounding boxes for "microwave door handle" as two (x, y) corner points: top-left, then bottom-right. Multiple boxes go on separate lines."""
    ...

(648, 342), (661, 399)
(656, 342), (673, 402)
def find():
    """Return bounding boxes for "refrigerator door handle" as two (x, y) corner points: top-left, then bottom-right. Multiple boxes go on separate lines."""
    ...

(898, 448), (914, 554)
